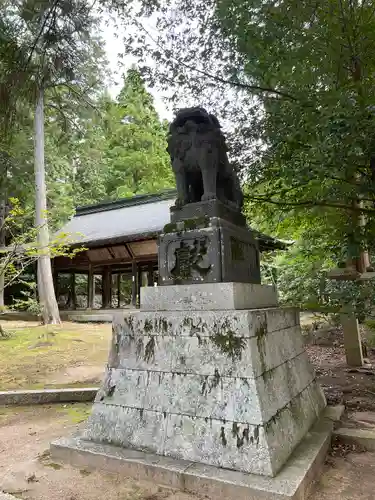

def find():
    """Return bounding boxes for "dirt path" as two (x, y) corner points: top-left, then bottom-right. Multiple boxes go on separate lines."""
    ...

(306, 325), (375, 411)
(0, 405), (196, 500)
(312, 448), (375, 500)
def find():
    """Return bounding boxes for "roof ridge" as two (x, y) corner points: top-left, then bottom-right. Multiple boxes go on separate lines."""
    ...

(75, 189), (177, 216)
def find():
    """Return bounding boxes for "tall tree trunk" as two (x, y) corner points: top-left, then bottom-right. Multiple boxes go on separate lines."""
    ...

(34, 87), (60, 325)
(0, 202), (5, 309)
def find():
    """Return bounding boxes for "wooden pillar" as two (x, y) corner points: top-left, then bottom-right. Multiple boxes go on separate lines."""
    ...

(147, 263), (154, 286)
(70, 272), (76, 310)
(131, 261), (137, 308)
(117, 273), (121, 308)
(102, 267), (112, 309)
(137, 265), (143, 306)
(87, 265), (94, 309)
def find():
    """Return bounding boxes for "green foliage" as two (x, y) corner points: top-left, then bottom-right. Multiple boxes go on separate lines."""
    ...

(0, 198), (83, 293)
(11, 280), (41, 315)
(103, 68), (174, 198)
(108, 0), (375, 319)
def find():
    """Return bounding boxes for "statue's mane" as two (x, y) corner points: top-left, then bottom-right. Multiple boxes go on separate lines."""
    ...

(169, 107), (222, 134)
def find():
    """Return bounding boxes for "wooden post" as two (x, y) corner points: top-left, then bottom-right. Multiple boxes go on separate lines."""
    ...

(102, 267), (112, 309)
(70, 272), (76, 310)
(340, 306), (364, 366)
(147, 263), (154, 286)
(131, 261), (137, 308)
(137, 265), (142, 307)
(87, 265), (94, 309)
(117, 273), (121, 308)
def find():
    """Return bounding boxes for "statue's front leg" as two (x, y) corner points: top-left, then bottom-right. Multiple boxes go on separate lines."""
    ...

(201, 152), (217, 201)
(173, 160), (189, 207)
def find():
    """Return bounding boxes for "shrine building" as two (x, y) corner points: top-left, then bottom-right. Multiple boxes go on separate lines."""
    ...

(52, 190), (286, 311)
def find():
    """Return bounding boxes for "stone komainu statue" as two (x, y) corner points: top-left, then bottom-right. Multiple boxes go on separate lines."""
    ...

(167, 107), (243, 211)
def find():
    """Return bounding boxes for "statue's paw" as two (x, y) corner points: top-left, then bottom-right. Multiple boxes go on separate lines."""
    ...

(201, 192), (216, 202)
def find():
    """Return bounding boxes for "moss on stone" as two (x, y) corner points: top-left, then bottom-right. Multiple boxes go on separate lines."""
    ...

(144, 336), (156, 363)
(231, 422), (251, 448)
(220, 426), (227, 446)
(164, 222), (177, 233)
(210, 320), (245, 360)
(253, 425), (259, 446)
(164, 217), (210, 234)
(179, 355), (186, 365)
(201, 375), (209, 396)
(232, 422), (239, 438)
(144, 318), (153, 333)
(136, 338), (144, 359)
(210, 368), (221, 391)
(256, 320), (268, 376)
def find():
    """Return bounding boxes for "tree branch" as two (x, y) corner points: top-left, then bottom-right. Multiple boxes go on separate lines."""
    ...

(56, 83), (98, 110)
(134, 20), (298, 101)
(246, 195), (375, 213)
(24, 0), (60, 70)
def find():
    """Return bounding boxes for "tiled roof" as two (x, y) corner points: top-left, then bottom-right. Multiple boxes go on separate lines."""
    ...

(58, 190), (287, 251)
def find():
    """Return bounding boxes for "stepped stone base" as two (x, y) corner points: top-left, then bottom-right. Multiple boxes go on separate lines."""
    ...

(141, 282), (278, 311)
(51, 406), (343, 500)
(70, 284), (326, 477)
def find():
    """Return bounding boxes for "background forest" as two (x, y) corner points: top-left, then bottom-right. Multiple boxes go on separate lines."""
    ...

(2, 0), (375, 324)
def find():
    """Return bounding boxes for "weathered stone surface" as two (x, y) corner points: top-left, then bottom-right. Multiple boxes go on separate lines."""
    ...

(333, 427), (375, 451)
(265, 381), (326, 474)
(83, 405), (168, 455)
(170, 199), (246, 227)
(158, 218), (261, 286)
(163, 413), (273, 476)
(110, 311), (302, 379)
(265, 308), (300, 333)
(74, 297), (325, 477)
(0, 388), (98, 406)
(77, 379), (325, 476)
(114, 308), (296, 340)
(51, 406), (344, 500)
(141, 282), (278, 311)
(96, 351), (316, 426)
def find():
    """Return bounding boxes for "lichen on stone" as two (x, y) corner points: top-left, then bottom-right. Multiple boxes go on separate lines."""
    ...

(210, 318), (245, 360)
(210, 368), (221, 391)
(143, 318), (153, 333)
(136, 338), (144, 360)
(164, 217), (210, 234)
(256, 320), (268, 375)
(231, 422), (251, 448)
(220, 426), (227, 446)
(144, 336), (156, 363)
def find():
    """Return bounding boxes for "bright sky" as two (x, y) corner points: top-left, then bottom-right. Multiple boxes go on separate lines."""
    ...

(100, 15), (173, 121)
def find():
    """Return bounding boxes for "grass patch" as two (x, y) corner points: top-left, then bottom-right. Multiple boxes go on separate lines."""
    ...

(0, 321), (110, 390)
(0, 403), (92, 427)
(57, 402), (92, 424)
(44, 462), (63, 470)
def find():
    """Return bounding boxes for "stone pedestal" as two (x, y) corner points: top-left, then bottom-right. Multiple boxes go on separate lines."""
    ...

(51, 109), (331, 499)
(159, 216), (261, 285)
(78, 284), (325, 478)
(170, 199), (247, 227)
